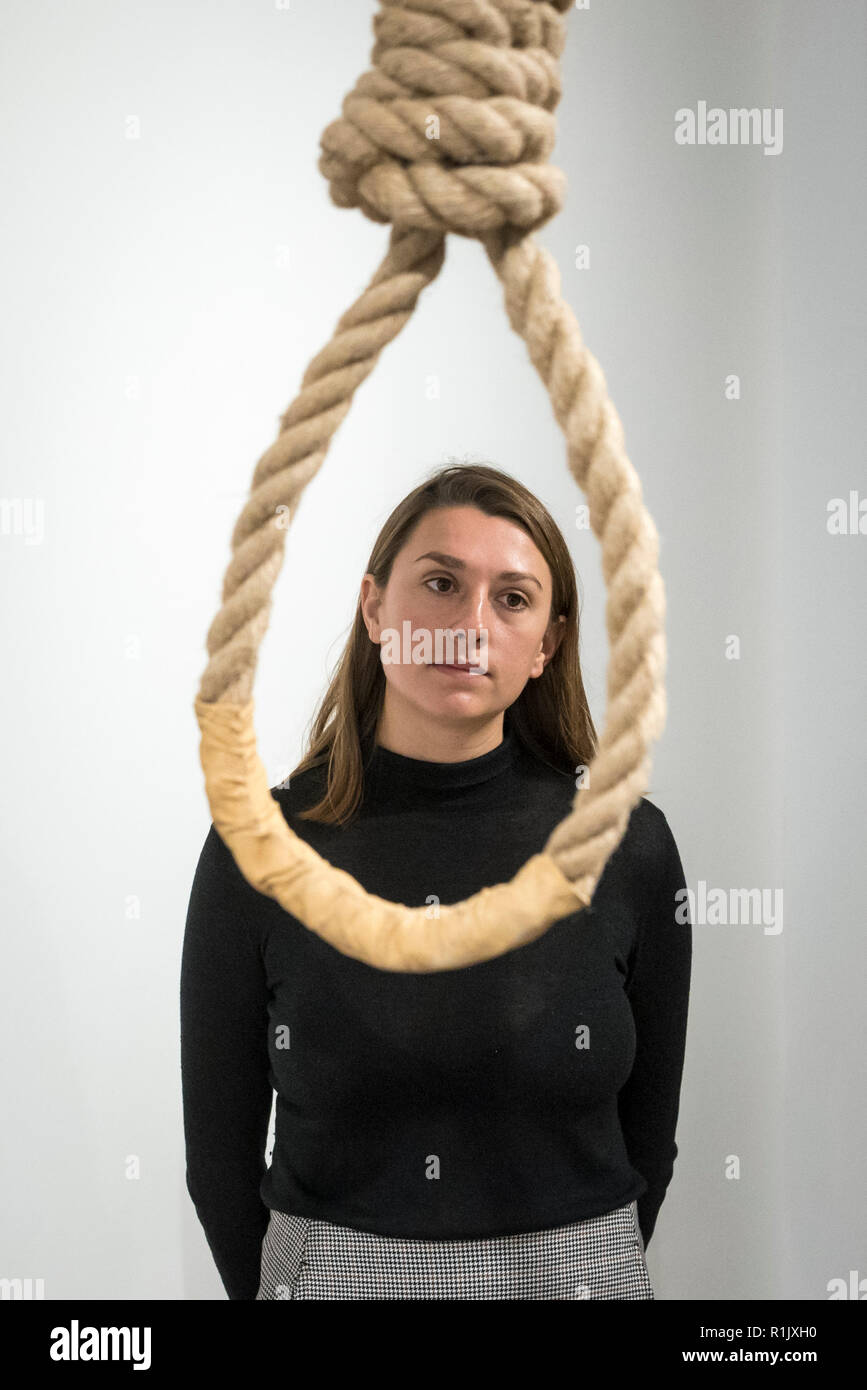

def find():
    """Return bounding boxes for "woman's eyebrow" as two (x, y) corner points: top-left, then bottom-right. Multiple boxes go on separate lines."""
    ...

(413, 551), (543, 590)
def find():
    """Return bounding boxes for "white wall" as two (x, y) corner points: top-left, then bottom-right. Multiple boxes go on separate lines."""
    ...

(1, 0), (863, 1300)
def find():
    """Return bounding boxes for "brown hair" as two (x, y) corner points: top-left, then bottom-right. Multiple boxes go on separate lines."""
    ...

(287, 461), (597, 825)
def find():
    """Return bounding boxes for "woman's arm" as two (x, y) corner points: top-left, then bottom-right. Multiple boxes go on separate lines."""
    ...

(617, 806), (692, 1250)
(180, 823), (273, 1299)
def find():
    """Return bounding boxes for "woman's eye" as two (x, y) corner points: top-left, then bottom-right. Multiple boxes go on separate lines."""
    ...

(425, 577), (528, 610)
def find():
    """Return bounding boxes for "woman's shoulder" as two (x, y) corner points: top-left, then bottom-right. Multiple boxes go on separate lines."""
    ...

(269, 760), (329, 808)
(623, 794), (676, 854)
(513, 738), (678, 880)
(267, 762), (350, 842)
(516, 741), (675, 839)
(599, 794), (682, 906)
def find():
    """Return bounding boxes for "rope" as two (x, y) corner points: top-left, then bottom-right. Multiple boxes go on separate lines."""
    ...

(193, 0), (666, 970)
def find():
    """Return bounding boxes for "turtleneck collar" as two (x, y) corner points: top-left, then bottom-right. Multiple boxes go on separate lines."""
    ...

(362, 715), (517, 802)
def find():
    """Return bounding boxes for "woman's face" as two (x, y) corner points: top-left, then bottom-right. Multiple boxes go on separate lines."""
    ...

(360, 505), (565, 729)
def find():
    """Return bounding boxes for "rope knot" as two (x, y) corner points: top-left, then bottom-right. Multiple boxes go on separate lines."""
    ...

(319, 0), (573, 239)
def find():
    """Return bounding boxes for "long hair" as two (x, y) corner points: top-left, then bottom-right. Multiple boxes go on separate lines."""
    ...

(288, 461), (597, 825)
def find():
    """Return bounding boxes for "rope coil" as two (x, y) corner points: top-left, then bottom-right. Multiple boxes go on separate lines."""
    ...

(194, 0), (667, 972)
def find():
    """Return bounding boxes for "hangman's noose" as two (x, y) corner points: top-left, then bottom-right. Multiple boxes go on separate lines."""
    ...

(193, 0), (666, 973)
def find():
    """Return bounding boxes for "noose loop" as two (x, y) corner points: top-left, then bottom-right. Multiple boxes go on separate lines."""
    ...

(194, 0), (667, 971)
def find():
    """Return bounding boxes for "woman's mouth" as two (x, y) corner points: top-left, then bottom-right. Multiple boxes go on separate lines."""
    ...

(431, 663), (489, 678)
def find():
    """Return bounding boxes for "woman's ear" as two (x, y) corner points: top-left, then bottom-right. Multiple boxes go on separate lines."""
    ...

(359, 574), (383, 641)
(540, 614), (567, 668)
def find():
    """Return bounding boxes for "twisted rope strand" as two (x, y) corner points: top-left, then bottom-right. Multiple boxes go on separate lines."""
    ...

(480, 226), (666, 887)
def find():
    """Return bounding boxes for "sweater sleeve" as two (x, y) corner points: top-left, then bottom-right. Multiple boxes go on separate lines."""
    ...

(616, 808), (692, 1251)
(180, 823), (274, 1299)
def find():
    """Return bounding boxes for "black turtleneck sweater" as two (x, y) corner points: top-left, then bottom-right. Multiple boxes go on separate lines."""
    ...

(180, 714), (692, 1300)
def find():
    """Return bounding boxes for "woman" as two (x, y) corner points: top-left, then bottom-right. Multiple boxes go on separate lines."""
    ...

(181, 462), (692, 1300)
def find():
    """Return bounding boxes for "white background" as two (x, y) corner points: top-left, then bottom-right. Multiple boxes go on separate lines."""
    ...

(1, 0), (864, 1300)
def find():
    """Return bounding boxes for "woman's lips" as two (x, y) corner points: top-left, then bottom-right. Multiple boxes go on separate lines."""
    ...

(431, 664), (489, 677)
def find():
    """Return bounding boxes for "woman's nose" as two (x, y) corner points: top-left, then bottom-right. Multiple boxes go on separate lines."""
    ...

(458, 589), (492, 625)
(447, 593), (491, 648)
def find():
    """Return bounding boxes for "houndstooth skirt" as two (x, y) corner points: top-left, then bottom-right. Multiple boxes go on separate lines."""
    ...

(255, 1200), (653, 1300)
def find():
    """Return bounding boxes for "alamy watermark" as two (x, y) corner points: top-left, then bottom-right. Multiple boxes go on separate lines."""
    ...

(675, 102), (783, 156)
(379, 623), (489, 676)
(678, 881), (783, 935)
